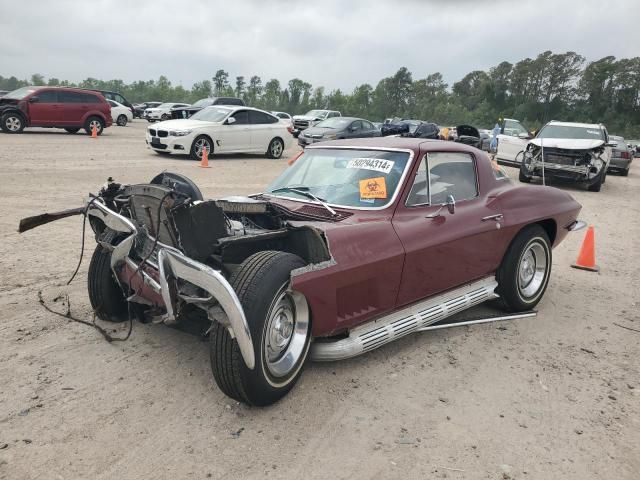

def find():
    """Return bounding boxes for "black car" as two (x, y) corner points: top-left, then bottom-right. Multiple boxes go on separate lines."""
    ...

(381, 119), (439, 139)
(86, 89), (133, 114)
(171, 97), (245, 119)
(297, 117), (380, 147)
(455, 124), (482, 149)
(133, 101), (161, 118)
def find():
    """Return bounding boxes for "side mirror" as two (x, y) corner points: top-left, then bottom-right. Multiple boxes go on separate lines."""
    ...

(226, 116), (236, 125)
(518, 132), (530, 140)
(349, 126), (357, 132)
(29, 96), (39, 103)
(445, 194), (456, 214)
(426, 194), (456, 218)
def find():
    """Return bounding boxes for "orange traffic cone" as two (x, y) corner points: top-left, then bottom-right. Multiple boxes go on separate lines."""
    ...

(287, 151), (303, 166)
(199, 146), (211, 168)
(91, 124), (98, 138)
(571, 225), (599, 272)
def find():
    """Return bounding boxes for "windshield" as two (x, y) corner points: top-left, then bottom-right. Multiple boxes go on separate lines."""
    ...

(266, 148), (411, 209)
(192, 98), (213, 108)
(315, 117), (351, 129)
(537, 125), (605, 141)
(4, 86), (38, 100)
(305, 110), (327, 118)
(157, 103), (175, 108)
(190, 106), (232, 122)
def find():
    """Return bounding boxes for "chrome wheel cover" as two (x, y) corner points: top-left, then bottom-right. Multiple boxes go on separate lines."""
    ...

(270, 139), (283, 158)
(518, 240), (548, 299)
(263, 285), (309, 379)
(194, 138), (210, 158)
(89, 119), (102, 132)
(6, 116), (21, 131)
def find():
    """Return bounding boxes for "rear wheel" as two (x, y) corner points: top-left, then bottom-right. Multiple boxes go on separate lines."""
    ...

(84, 116), (104, 135)
(1, 112), (25, 133)
(210, 251), (310, 406)
(496, 225), (552, 312)
(116, 114), (128, 126)
(266, 138), (284, 159)
(87, 231), (128, 322)
(621, 167), (629, 177)
(64, 128), (80, 134)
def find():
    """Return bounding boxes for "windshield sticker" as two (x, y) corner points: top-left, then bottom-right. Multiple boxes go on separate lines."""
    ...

(347, 158), (395, 174)
(586, 130), (600, 135)
(359, 177), (387, 199)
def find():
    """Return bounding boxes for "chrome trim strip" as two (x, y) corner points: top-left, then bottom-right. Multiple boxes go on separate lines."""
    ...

(157, 249), (255, 370)
(567, 220), (587, 232)
(416, 311), (536, 332)
(310, 277), (498, 362)
(264, 146), (416, 211)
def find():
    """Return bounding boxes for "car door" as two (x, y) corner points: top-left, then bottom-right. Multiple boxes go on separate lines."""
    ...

(497, 120), (530, 164)
(344, 120), (362, 139)
(249, 110), (276, 152)
(217, 109), (251, 152)
(58, 91), (87, 125)
(392, 150), (510, 307)
(361, 120), (377, 138)
(27, 90), (61, 125)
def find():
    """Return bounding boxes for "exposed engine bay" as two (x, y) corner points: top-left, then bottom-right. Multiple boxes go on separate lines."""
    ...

(521, 143), (607, 182)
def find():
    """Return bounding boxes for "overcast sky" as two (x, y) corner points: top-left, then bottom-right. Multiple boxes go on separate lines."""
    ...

(0, 0), (638, 91)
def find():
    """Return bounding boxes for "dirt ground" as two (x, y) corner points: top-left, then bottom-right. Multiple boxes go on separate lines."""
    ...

(0, 121), (638, 480)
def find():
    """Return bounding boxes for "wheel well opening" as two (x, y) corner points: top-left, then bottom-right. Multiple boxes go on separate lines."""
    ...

(537, 219), (557, 245)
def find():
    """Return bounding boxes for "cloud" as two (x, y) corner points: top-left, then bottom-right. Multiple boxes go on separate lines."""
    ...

(0, 0), (637, 92)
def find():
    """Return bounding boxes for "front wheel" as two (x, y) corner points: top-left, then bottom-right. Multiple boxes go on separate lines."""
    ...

(496, 225), (552, 312)
(116, 114), (128, 126)
(210, 251), (310, 406)
(587, 170), (604, 192)
(1, 112), (25, 133)
(266, 138), (284, 159)
(87, 231), (128, 322)
(161, 114), (169, 121)
(190, 135), (213, 160)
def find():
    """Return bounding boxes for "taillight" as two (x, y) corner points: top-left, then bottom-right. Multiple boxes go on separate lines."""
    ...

(621, 151), (630, 159)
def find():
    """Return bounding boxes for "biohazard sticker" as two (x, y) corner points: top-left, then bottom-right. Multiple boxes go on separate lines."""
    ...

(347, 158), (394, 174)
(359, 177), (387, 199)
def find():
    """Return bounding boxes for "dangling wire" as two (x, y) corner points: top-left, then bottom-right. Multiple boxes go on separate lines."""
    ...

(67, 196), (99, 285)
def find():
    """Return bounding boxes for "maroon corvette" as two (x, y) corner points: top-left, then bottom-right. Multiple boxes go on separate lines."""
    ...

(23, 137), (585, 406)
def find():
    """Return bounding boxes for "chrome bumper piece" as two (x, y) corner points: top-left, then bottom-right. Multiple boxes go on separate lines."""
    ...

(311, 277), (498, 362)
(86, 200), (255, 370)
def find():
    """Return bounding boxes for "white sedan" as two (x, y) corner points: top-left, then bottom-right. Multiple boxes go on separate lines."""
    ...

(144, 102), (190, 122)
(145, 106), (292, 160)
(107, 100), (133, 126)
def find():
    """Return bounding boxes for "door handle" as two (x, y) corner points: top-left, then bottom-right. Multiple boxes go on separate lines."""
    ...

(482, 213), (503, 222)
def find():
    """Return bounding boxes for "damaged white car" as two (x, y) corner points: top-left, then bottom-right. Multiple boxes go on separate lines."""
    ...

(519, 121), (613, 192)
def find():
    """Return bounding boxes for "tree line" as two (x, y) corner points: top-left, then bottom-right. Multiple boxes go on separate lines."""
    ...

(2, 50), (639, 137)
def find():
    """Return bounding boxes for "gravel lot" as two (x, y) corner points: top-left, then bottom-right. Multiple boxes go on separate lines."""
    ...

(1, 121), (638, 480)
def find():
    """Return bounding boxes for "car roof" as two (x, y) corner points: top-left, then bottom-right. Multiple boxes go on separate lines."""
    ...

(202, 105), (276, 115)
(31, 86), (103, 95)
(546, 120), (604, 129)
(305, 136), (482, 155)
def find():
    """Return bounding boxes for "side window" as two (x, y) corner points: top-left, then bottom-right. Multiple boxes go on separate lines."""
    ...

(231, 110), (249, 124)
(407, 152), (478, 206)
(114, 94), (126, 104)
(58, 91), (83, 103)
(505, 120), (527, 136)
(428, 152), (478, 204)
(83, 94), (101, 103)
(108, 100), (117, 107)
(406, 157), (429, 206)
(249, 110), (274, 124)
(350, 120), (362, 131)
(37, 90), (58, 103)
(329, 112), (339, 118)
(362, 121), (374, 130)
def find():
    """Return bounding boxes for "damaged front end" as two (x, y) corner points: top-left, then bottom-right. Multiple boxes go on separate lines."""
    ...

(77, 173), (332, 370)
(521, 142), (607, 185)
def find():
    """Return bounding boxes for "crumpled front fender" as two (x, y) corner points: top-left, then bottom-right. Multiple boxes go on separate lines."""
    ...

(86, 200), (256, 370)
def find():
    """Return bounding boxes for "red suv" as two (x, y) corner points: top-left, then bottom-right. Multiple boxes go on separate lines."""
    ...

(0, 86), (112, 135)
